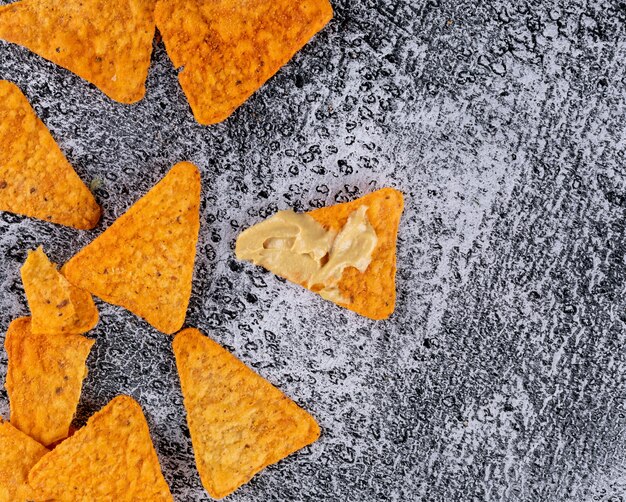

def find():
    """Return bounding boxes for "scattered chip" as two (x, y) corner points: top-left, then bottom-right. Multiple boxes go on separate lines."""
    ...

(21, 247), (98, 335)
(307, 188), (404, 319)
(0, 419), (48, 502)
(237, 188), (404, 319)
(4, 317), (95, 446)
(0, 0), (157, 103)
(0, 80), (101, 229)
(28, 395), (173, 501)
(62, 162), (201, 334)
(155, 0), (333, 124)
(173, 328), (320, 499)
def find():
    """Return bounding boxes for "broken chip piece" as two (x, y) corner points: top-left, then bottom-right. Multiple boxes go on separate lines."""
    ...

(173, 328), (320, 499)
(0, 419), (48, 502)
(28, 395), (173, 501)
(0, 0), (157, 103)
(4, 317), (95, 446)
(155, 0), (333, 124)
(236, 187), (404, 320)
(62, 162), (201, 334)
(21, 247), (98, 335)
(0, 80), (101, 229)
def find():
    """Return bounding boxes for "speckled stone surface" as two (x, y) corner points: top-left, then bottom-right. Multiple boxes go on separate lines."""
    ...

(0, 1), (625, 501)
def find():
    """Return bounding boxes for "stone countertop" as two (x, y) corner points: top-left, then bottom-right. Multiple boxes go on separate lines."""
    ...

(1, 1), (626, 501)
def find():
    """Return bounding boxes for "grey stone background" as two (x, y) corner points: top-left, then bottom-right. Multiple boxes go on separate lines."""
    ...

(1, 0), (626, 500)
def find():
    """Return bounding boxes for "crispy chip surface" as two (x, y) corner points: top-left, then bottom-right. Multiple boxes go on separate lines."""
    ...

(0, 419), (48, 502)
(238, 188), (403, 319)
(0, 81), (100, 229)
(21, 247), (98, 335)
(4, 317), (95, 446)
(28, 396), (173, 501)
(0, 0), (156, 103)
(155, 0), (333, 124)
(62, 162), (201, 334)
(173, 328), (320, 499)
(308, 188), (404, 319)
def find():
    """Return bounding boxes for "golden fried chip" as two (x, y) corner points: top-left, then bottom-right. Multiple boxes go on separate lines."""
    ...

(4, 317), (95, 446)
(308, 188), (404, 319)
(155, 0), (333, 124)
(173, 328), (320, 499)
(0, 0), (157, 103)
(0, 419), (48, 502)
(237, 188), (403, 320)
(28, 396), (173, 501)
(62, 162), (201, 334)
(21, 247), (98, 335)
(0, 81), (100, 229)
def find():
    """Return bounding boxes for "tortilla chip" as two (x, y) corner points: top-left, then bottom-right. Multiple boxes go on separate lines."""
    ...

(308, 188), (404, 319)
(0, 80), (100, 229)
(0, 419), (48, 502)
(21, 247), (98, 335)
(173, 328), (320, 499)
(4, 317), (95, 446)
(28, 396), (173, 501)
(46, 425), (78, 450)
(155, 0), (333, 124)
(62, 162), (201, 334)
(0, 0), (157, 103)
(238, 188), (403, 320)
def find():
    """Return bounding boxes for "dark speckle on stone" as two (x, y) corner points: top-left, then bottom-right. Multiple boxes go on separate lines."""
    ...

(228, 260), (243, 273)
(563, 304), (577, 314)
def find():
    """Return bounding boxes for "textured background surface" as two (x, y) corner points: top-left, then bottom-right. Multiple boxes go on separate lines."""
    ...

(1, 1), (626, 501)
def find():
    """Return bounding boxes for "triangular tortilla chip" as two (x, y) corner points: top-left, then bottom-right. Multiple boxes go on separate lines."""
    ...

(28, 396), (173, 501)
(62, 162), (201, 334)
(0, 419), (48, 502)
(0, 81), (101, 229)
(237, 188), (404, 320)
(4, 318), (95, 446)
(155, 0), (333, 124)
(21, 247), (98, 335)
(173, 328), (320, 499)
(0, 0), (157, 103)
(308, 188), (403, 319)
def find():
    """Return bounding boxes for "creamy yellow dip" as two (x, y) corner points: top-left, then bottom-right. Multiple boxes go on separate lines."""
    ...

(235, 206), (378, 304)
